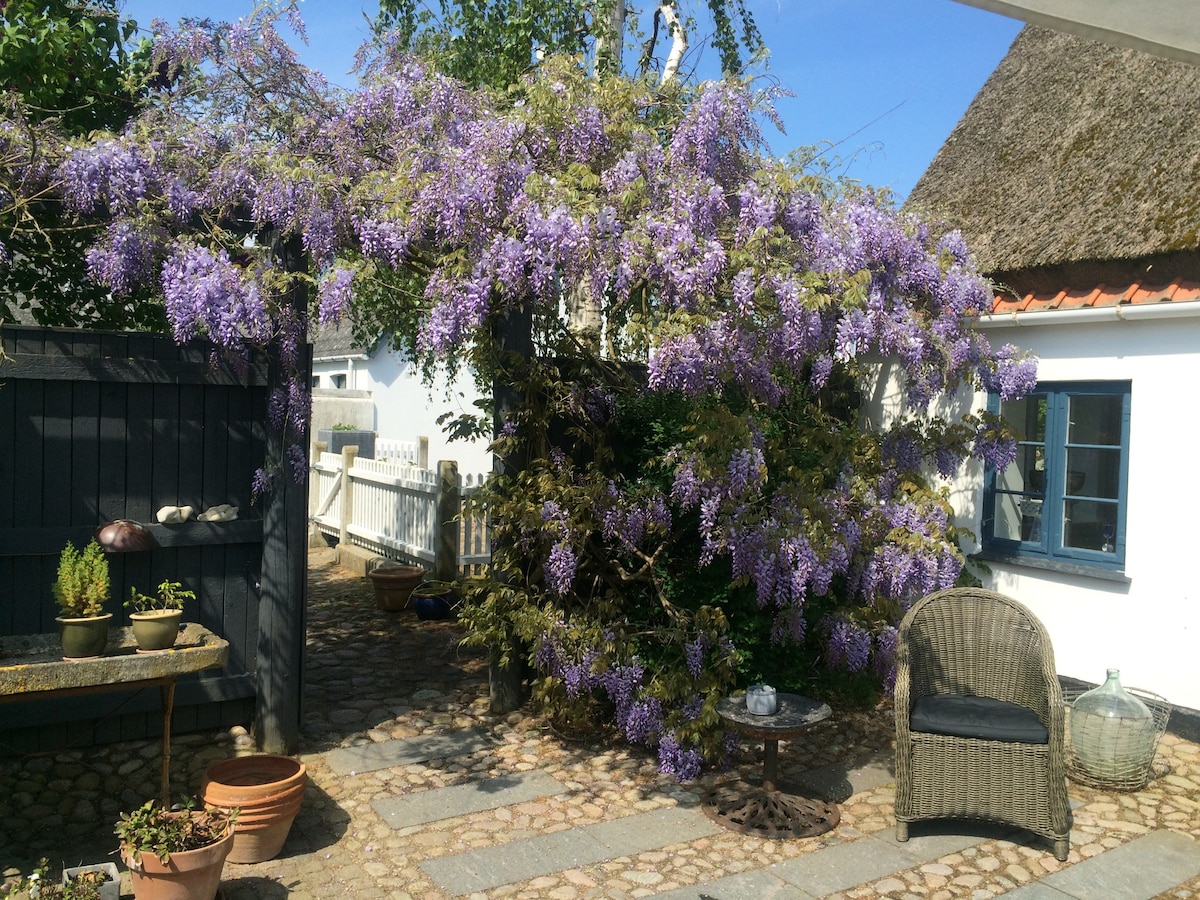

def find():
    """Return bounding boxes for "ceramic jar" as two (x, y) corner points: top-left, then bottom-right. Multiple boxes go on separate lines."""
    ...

(746, 684), (778, 715)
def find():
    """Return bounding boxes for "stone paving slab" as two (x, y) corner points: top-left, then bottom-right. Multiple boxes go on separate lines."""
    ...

(653, 868), (813, 899)
(372, 770), (567, 829)
(325, 726), (494, 775)
(1005, 828), (1200, 899)
(794, 756), (895, 802)
(769, 829), (981, 897)
(419, 806), (723, 894)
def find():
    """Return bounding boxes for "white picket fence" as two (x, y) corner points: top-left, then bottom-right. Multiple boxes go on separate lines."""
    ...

(309, 447), (490, 574)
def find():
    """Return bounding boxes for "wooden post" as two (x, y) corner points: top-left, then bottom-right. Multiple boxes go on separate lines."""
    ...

(309, 439), (328, 529)
(256, 235), (309, 755)
(418, 436), (430, 469)
(435, 460), (460, 583)
(338, 445), (359, 548)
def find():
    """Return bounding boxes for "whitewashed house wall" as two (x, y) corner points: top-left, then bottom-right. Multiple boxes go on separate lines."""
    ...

(868, 304), (1200, 711)
(312, 330), (493, 475)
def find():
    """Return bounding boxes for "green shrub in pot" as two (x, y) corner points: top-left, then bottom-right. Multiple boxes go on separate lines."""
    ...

(53, 540), (112, 658)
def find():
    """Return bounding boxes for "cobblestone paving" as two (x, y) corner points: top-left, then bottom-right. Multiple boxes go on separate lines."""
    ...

(2, 548), (1198, 898)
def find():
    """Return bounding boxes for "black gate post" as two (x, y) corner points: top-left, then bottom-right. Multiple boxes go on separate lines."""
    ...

(256, 237), (309, 754)
(488, 300), (533, 714)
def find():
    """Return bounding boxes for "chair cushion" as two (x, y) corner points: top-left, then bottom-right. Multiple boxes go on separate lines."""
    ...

(910, 694), (1049, 744)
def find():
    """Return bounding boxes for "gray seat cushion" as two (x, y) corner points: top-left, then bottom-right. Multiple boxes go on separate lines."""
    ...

(911, 693), (1049, 744)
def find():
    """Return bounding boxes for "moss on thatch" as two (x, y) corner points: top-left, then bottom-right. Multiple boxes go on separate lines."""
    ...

(906, 26), (1200, 277)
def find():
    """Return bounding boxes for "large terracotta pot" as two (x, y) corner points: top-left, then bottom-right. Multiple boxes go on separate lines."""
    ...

(127, 826), (233, 900)
(201, 755), (307, 863)
(367, 563), (425, 611)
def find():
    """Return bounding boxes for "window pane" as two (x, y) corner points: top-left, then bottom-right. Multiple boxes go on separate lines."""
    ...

(997, 444), (1045, 494)
(994, 493), (1043, 542)
(1065, 447), (1121, 499)
(1063, 500), (1118, 552)
(1003, 394), (1047, 442)
(1069, 394), (1122, 446)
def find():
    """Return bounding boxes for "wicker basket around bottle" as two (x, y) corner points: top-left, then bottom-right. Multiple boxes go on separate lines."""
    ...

(1064, 685), (1171, 791)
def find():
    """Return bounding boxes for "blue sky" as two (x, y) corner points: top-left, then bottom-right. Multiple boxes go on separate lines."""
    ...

(119, 0), (1024, 201)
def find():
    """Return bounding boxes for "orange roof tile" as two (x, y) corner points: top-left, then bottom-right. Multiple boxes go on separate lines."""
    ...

(992, 278), (1200, 314)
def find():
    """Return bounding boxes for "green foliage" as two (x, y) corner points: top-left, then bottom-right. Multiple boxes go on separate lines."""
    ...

(0, 0), (159, 329)
(126, 580), (195, 613)
(377, 0), (590, 91)
(0, 859), (108, 900)
(375, 0), (764, 90)
(52, 539), (110, 617)
(0, 0), (142, 132)
(115, 799), (237, 869)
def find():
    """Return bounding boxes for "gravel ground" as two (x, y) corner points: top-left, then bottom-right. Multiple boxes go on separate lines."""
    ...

(2, 548), (1198, 899)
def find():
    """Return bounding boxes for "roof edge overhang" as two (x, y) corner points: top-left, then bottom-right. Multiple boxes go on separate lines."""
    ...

(953, 0), (1200, 67)
(977, 298), (1200, 329)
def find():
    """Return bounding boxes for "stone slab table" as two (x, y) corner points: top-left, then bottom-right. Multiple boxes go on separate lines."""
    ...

(0, 624), (230, 805)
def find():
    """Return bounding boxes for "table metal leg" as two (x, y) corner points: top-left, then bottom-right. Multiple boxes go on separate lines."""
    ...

(159, 680), (176, 807)
(762, 738), (779, 791)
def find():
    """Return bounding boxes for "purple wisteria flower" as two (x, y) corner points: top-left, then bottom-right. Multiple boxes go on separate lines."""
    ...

(545, 542), (577, 597)
(826, 617), (872, 672)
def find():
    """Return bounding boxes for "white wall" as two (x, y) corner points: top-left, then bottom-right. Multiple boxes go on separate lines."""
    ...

(313, 344), (493, 477)
(960, 313), (1200, 710)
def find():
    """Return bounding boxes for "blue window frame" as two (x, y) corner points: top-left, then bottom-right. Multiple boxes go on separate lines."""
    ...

(983, 382), (1130, 570)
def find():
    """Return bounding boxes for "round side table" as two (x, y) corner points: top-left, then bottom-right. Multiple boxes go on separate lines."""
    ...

(702, 692), (841, 839)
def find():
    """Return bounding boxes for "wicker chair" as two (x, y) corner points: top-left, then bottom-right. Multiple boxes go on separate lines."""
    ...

(894, 587), (1070, 860)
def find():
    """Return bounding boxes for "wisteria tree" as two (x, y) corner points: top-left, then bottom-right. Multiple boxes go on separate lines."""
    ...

(5, 4), (1036, 775)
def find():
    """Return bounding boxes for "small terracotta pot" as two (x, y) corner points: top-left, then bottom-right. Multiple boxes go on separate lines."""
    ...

(126, 826), (233, 900)
(201, 755), (307, 863)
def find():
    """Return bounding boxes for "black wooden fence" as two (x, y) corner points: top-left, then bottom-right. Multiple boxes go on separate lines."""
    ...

(0, 325), (297, 755)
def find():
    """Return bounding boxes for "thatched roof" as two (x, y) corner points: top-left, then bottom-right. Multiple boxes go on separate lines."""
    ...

(906, 25), (1200, 286)
(312, 320), (374, 360)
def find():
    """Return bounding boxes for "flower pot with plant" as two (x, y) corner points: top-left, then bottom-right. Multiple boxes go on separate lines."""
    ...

(115, 800), (236, 900)
(1, 858), (117, 900)
(126, 581), (195, 652)
(53, 539), (112, 659)
(61, 862), (121, 900)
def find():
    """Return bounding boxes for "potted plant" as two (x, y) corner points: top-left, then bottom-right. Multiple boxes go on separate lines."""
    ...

(61, 863), (121, 900)
(115, 800), (236, 900)
(316, 423), (376, 459)
(53, 539), (112, 659)
(126, 581), (195, 652)
(0, 859), (116, 900)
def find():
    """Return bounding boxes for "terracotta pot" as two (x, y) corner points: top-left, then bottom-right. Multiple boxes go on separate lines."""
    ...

(127, 826), (233, 900)
(130, 609), (183, 652)
(57, 612), (112, 659)
(201, 755), (307, 863)
(367, 563), (425, 611)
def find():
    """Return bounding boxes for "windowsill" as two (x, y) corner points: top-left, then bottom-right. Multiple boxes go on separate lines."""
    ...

(973, 550), (1131, 584)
